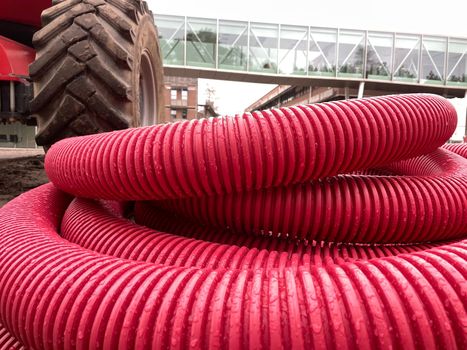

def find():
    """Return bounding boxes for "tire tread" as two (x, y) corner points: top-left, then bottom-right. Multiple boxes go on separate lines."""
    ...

(30, 0), (155, 147)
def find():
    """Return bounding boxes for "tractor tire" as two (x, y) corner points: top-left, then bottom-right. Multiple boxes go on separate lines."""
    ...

(29, 0), (165, 147)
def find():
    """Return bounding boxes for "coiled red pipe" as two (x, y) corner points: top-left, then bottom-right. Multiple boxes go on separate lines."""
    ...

(443, 142), (467, 158)
(148, 148), (467, 243)
(45, 94), (456, 201)
(0, 94), (466, 350)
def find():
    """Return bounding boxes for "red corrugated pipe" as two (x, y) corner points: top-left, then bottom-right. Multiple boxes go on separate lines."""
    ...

(0, 94), (466, 349)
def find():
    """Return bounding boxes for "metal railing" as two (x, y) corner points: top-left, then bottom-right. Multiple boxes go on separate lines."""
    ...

(155, 14), (467, 88)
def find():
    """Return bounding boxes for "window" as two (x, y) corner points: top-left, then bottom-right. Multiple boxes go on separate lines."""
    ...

(170, 109), (177, 118)
(186, 17), (217, 68)
(249, 22), (278, 73)
(181, 88), (188, 101)
(9, 135), (18, 143)
(421, 36), (446, 83)
(337, 30), (365, 77)
(394, 34), (420, 81)
(447, 38), (467, 85)
(0, 134), (7, 142)
(309, 28), (337, 76)
(182, 109), (188, 119)
(366, 32), (393, 80)
(279, 25), (308, 75)
(155, 14), (185, 65)
(170, 89), (177, 100)
(218, 20), (248, 71)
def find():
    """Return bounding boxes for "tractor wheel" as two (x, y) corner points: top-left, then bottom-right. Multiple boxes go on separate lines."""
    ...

(29, 0), (165, 147)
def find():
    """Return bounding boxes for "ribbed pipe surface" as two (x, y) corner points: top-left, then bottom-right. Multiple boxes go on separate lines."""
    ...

(62, 198), (443, 270)
(150, 149), (467, 243)
(443, 142), (467, 158)
(45, 94), (457, 201)
(0, 323), (23, 350)
(0, 94), (466, 350)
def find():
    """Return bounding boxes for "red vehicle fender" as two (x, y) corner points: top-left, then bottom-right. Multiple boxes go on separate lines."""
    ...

(0, 35), (35, 82)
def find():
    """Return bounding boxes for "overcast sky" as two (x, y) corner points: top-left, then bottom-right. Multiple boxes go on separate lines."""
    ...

(149, 0), (467, 37)
(146, 0), (467, 117)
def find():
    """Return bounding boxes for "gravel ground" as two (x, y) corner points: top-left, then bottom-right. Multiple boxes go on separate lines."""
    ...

(0, 149), (49, 207)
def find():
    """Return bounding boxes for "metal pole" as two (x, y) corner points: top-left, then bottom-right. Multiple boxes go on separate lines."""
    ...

(9, 81), (15, 112)
(357, 81), (365, 98)
(247, 21), (251, 72)
(183, 16), (187, 66)
(363, 30), (368, 79)
(418, 34), (423, 83)
(277, 24), (281, 74)
(390, 32), (396, 80)
(306, 26), (310, 75)
(335, 28), (340, 77)
(215, 18), (219, 70)
(444, 37), (449, 85)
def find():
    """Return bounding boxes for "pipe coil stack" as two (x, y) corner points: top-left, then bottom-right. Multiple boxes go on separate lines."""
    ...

(0, 94), (466, 349)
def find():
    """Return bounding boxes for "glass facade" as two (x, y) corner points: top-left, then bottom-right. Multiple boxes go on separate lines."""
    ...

(338, 30), (365, 78)
(249, 23), (279, 73)
(156, 15), (185, 65)
(279, 25), (308, 75)
(218, 20), (248, 71)
(447, 38), (467, 86)
(421, 36), (446, 84)
(186, 17), (217, 68)
(394, 34), (420, 82)
(155, 14), (467, 87)
(309, 28), (337, 76)
(366, 32), (393, 80)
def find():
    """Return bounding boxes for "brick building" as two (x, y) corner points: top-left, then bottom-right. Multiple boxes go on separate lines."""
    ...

(163, 76), (198, 121)
(245, 85), (398, 112)
(245, 85), (467, 142)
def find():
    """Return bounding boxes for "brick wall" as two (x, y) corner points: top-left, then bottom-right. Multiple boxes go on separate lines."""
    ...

(163, 76), (198, 122)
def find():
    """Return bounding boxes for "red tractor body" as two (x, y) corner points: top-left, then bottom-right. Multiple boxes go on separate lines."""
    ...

(0, 0), (50, 121)
(0, 0), (51, 28)
(0, 37), (35, 82)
